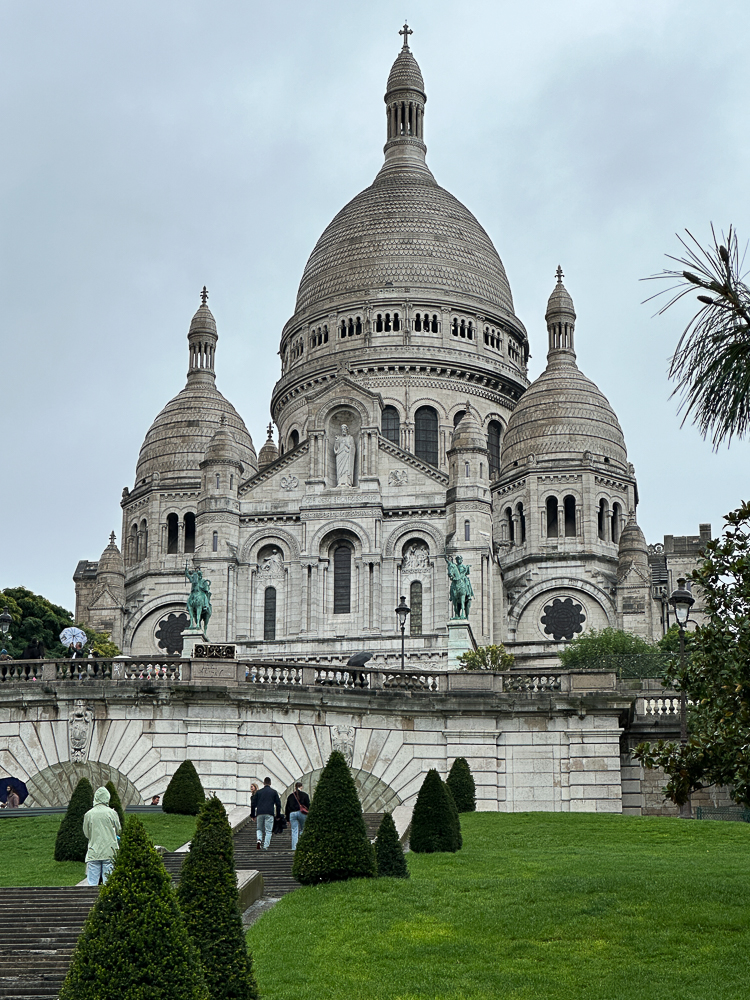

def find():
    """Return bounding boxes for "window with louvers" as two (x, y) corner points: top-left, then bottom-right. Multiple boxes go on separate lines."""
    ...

(410, 580), (423, 636)
(415, 406), (439, 466)
(333, 545), (352, 614)
(264, 587), (276, 640)
(382, 406), (400, 444)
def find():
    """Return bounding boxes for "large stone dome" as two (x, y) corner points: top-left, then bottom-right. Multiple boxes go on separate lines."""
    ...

(294, 167), (516, 317)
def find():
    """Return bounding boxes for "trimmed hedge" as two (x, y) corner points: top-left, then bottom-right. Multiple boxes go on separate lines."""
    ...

(59, 816), (208, 1000)
(105, 781), (125, 827)
(374, 812), (409, 879)
(446, 757), (477, 812)
(54, 778), (94, 862)
(409, 769), (460, 854)
(178, 797), (258, 1000)
(292, 750), (376, 884)
(163, 760), (205, 815)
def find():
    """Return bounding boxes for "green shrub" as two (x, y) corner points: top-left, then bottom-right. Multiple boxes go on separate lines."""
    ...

(104, 781), (125, 827)
(458, 643), (515, 670)
(59, 816), (208, 1000)
(292, 750), (376, 884)
(54, 778), (94, 862)
(443, 781), (463, 849)
(374, 812), (409, 879)
(409, 769), (460, 854)
(163, 760), (205, 815)
(446, 757), (476, 812)
(178, 797), (258, 1000)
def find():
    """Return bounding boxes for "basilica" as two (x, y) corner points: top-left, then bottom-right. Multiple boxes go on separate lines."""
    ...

(74, 31), (709, 667)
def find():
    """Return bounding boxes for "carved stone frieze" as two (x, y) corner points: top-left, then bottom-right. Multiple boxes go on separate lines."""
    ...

(68, 700), (93, 764)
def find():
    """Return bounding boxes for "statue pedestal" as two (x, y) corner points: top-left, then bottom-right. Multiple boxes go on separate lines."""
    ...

(447, 619), (477, 670)
(181, 628), (207, 659)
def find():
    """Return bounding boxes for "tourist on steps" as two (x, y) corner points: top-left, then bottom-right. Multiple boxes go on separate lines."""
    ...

(251, 776), (281, 851)
(82, 786), (121, 885)
(285, 782), (310, 850)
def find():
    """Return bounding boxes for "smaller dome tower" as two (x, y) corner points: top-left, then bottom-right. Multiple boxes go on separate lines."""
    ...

(616, 512), (654, 639)
(88, 532), (126, 648)
(258, 423), (279, 469)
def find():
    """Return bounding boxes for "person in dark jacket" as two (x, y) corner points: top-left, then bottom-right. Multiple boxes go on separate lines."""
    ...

(285, 782), (310, 850)
(21, 639), (45, 660)
(251, 776), (281, 851)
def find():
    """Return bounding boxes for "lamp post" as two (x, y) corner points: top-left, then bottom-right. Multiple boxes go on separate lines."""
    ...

(395, 595), (411, 671)
(0, 607), (12, 645)
(668, 578), (696, 819)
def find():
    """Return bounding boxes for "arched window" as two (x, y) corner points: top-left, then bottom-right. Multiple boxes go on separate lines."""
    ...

(215, 473), (220, 489)
(382, 406), (400, 444)
(431, 314), (439, 333)
(487, 420), (502, 479)
(564, 495), (577, 537)
(410, 580), (423, 636)
(375, 314), (383, 332)
(289, 429), (299, 449)
(505, 507), (514, 544)
(414, 313), (422, 332)
(140, 519), (148, 560)
(184, 512), (196, 554)
(264, 587), (276, 640)
(333, 544), (352, 614)
(611, 502), (622, 544)
(516, 502), (526, 543)
(546, 496), (559, 538)
(167, 513), (178, 554)
(130, 523), (138, 563)
(464, 520), (471, 541)
(598, 499), (609, 541)
(464, 461), (470, 478)
(212, 531), (218, 552)
(414, 406), (438, 466)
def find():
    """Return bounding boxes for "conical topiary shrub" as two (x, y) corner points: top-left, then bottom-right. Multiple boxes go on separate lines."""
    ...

(163, 760), (205, 815)
(374, 812), (409, 879)
(292, 750), (376, 884)
(54, 777), (94, 862)
(178, 797), (258, 1000)
(443, 781), (463, 850)
(59, 816), (208, 1000)
(446, 756), (476, 812)
(105, 781), (125, 827)
(409, 769), (460, 854)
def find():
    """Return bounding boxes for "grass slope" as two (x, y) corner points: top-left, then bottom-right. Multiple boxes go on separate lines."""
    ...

(0, 813), (197, 886)
(247, 812), (750, 1000)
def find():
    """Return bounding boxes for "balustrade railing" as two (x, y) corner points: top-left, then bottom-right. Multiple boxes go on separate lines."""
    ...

(0, 659), (44, 682)
(503, 673), (561, 693)
(640, 696), (681, 716)
(245, 664), (304, 686)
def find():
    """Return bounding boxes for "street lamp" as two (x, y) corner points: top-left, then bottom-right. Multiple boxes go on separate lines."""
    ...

(0, 607), (12, 644)
(669, 577), (696, 818)
(395, 595), (411, 671)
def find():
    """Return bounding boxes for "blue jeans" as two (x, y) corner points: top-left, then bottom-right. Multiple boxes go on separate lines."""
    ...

(256, 813), (274, 849)
(86, 859), (114, 885)
(290, 810), (306, 849)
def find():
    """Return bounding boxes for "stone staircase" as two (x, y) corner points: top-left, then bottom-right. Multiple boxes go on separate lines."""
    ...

(0, 886), (100, 1000)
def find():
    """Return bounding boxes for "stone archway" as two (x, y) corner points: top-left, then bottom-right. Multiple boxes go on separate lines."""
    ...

(27, 761), (143, 807)
(282, 768), (401, 813)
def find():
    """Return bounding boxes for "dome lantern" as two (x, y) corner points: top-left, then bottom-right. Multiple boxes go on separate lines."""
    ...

(187, 286), (218, 384)
(545, 266), (577, 368)
(383, 23), (427, 168)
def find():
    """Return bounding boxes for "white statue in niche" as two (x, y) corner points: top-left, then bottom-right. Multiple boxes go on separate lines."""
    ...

(334, 424), (356, 487)
(402, 542), (429, 571)
(260, 549), (284, 578)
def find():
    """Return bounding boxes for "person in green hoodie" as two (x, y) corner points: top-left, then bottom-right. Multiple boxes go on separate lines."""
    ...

(82, 786), (121, 885)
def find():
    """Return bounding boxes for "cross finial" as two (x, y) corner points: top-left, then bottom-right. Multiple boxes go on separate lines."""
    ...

(200, 285), (208, 306)
(555, 265), (564, 284)
(266, 422), (273, 439)
(109, 531), (116, 545)
(399, 21), (413, 48)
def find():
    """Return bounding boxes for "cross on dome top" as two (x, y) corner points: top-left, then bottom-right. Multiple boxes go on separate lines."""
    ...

(399, 21), (413, 48)
(266, 422), (273, 439)
(556, 265), (564, 284)
(200, 286), (209, 306)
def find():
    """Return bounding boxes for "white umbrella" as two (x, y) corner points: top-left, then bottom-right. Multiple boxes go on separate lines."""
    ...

(60, 626), (87, 648)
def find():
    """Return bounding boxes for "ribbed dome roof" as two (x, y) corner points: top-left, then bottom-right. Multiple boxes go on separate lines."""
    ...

(189, 303), (217, 336)
(203, 424), (243, 467)
(135, 384), (256, 483)
(258, 426), (279, 469)
(501, 363), (627, 469)
(450, 406), (487, 451)
(618, 515), (649, 573)
(386, 47), (425, 95)
(97, 533), (124, 578)
(294, 167), (515, 316)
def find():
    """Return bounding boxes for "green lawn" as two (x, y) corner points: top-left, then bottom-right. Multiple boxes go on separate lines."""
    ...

(0, 812), (196, 887)
(246, 812), (750, 1000)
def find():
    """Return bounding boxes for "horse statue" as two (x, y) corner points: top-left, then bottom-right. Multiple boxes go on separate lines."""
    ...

(185, 564), (212, 632)
(443, 554), (474, 619)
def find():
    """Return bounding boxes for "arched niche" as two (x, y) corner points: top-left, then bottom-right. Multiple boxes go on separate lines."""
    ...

(280, 768), (401, 813)
(27, 761), (142, 808)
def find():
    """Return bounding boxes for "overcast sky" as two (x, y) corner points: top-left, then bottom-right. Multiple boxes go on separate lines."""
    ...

(2, 0), (749, 612)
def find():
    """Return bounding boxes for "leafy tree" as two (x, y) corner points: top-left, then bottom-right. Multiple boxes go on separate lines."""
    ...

(557, 627), (664, 677)
(634, 501), (750, 806)
(292, 750), (376, 885)
(178, 797), (258, 1000)
(446, 757), (476, 812)
(647, 225), (750, 448)
(163, 760), (205, 815)
(443, 781), (463, 849)
(54, 777), (94, 862)
(59, 816), (208, 1000)
(374, 812), (409, 879)
(458, 643), (514, 670)
(410, 769), (460, 854)
(105, 781), (125, 827)
(0, 586), (120, 658)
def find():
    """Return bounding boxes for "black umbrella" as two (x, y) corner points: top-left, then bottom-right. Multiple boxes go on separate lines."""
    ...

(347, 651), (374, 667)
(1, 776), (29, 804)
